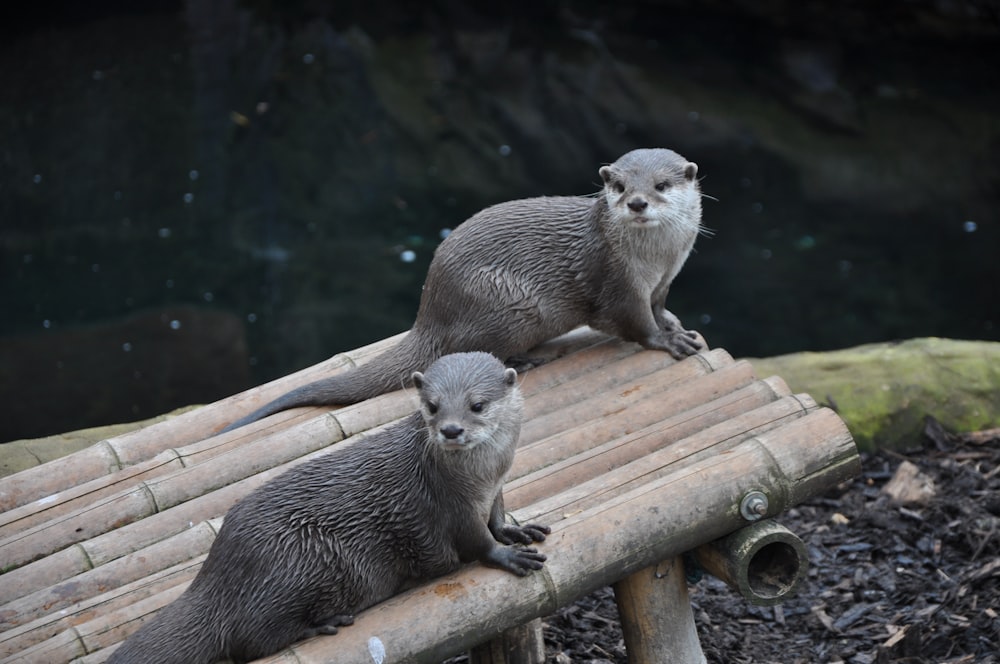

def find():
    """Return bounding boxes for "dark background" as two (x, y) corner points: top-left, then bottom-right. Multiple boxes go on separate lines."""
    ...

(2, 0), (998, 441)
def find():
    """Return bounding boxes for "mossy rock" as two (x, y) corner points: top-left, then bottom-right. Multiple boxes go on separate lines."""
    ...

(747, 337), (1000, 451)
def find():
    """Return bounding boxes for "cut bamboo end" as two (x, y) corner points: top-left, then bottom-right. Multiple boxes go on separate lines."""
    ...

(693, 519), (809, 606)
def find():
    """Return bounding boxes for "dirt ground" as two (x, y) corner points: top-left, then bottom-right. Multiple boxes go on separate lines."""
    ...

(537, 418), (1000, 664)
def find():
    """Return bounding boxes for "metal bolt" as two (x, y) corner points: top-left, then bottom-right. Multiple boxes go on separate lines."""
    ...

(740, 490), (769, 521)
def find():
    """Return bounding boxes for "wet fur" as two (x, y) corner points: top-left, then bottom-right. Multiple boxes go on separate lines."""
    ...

(223, 148), (704, 431)
(110, 353), (547, 664)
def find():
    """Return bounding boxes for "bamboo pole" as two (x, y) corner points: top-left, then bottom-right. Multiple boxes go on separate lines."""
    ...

(219, 409), (852, 664)
(613, 557), (706, 664)
(0, 333), (406, 512)
(468, 619), (545, 664)
(692, 519), (808, 606)
(0, 555), (202, 657)
(520, 346), (727, 423)
(506, 388), (814, 513)
(24, 407), (857, 664)
(519, 348), (735, 445)
(0, 327), (619, 516)
(0, 518), (220, 634)
(0, 414), (344, 571)
(512, 362), (767, 477)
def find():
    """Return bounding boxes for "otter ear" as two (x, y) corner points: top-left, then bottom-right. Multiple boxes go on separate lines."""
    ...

(503, 368), (517, 386)
(598, 165), (614, 185)
(412, 371), (425, 389)
(684, 162), (698, 181)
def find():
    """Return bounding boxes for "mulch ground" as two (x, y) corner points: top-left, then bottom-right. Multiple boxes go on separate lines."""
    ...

(537, 418), (1000, 664)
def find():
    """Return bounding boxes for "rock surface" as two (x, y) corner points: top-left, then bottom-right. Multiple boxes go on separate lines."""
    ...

(750, 337), (1000, 450)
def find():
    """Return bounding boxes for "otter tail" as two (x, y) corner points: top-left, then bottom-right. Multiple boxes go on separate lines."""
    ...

(221, 332), (437, 433)
(107, 598), (220, 664)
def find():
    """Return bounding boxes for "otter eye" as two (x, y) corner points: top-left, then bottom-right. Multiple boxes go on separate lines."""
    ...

(427, 402), (438, 415)
(655, 182), (669, 192)
(470, 402), (485, 413)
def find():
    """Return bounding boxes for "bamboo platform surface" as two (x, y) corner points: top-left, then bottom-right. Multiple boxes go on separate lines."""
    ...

(0, 327), (860, 663)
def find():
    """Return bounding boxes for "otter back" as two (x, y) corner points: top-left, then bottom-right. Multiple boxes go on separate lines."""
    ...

(221, 147), (705, 431)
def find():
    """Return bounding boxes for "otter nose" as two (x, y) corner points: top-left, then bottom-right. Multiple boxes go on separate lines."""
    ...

(440, 424), (464, 440)
(627, 197), (648, 212)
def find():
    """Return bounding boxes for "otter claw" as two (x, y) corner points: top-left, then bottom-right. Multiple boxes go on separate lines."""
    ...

(486, 544), (547, 576)
(496, 522), (551, 545)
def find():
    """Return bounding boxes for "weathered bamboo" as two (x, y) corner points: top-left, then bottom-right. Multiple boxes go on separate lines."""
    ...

(5, 581), (190, 664)
(469, 619), (545, 664)
(512, 363), (769, 478)
(0, 332), (406, 512)
(507, 387), (814, 513)
(519, 346), (726, 424)
(0, 327), (621, 518)
(693, 519), (808, 606)
(519, 349), (737, 445)
(24, 407), (857, 664)
(613, 557), (706, 664)
(0, 449), (289, 605)
(0, 555), (202, 657)
(0, 380), (433, 539)
(1, 368), (767, 618)
(0, 328), (859, 664)
(212, 410), (853, 664)
(0, 415), (343, 571)
(0, 518), (220, 634)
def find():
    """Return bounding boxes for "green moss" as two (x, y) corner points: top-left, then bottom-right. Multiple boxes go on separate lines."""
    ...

(747, 338), (1000, 451)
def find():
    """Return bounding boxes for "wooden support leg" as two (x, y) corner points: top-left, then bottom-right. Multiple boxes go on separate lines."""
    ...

(469, 618), (545, 664)
(613, 557), (707, 664)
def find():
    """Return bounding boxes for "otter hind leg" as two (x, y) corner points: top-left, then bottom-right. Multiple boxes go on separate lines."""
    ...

(300, 613), (355, 639)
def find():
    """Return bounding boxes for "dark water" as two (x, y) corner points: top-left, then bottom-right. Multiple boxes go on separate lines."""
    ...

(2, 2), (998, 441)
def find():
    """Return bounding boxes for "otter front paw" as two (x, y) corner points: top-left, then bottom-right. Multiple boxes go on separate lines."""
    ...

(495, 522), (551, 545)
(485, 545), (547, 576)
(642, 328), (702, 359)
(664, 328), (702, 358)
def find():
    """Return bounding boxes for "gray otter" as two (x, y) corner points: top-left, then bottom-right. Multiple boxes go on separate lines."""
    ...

(109, 352), (548, 664)
(223, 147), (705, 432)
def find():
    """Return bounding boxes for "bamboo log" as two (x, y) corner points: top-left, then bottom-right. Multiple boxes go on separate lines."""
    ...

(519, 349), (734, 445)
(5, 582), (190, 664)
(520, 347), (727, 423)
(0, 386), (420, 539)
(0, 450), (287, 605)
(693, 519), (808, 606)
(210, 409), (853, 664)
(468, 619), (545, 664)
(29, 407), (857, 664)
(0, 518), (220, 633)
(507, 387), (813, 513)
(513, 362), (767, 477)
(0, 555), (202, 657)
(613, 557), (706, 664)
(0, 333), (406, 512)
(0, 415), (343, 571)
(0, 327), (620, 517)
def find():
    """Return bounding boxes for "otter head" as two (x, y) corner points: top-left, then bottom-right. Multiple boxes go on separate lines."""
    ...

(598, 148), (701, 231)
(412, 352), (522, 451)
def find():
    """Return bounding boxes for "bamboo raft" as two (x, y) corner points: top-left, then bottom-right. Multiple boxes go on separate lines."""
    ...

(0, 327), (860, 663)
